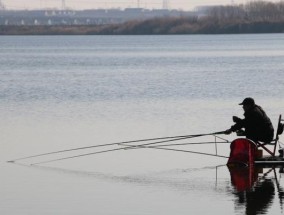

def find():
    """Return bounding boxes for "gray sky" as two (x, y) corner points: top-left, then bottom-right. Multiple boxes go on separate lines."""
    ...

(3, 0), (280, 10)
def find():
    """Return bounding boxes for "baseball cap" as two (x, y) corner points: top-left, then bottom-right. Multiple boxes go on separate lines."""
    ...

(239, 97), (255, 106)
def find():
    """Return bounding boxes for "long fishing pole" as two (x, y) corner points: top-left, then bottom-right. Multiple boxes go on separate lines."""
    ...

(30, 135), (202, 165)
(142, 146), (229, 158)
(30, 131), (226, 165)
(8, 133), (209, 162)
(101, 143), (229, 158)
(8, 131), (225, 163)
(121, 141), (229, 148)
(119, 142), (229, 158)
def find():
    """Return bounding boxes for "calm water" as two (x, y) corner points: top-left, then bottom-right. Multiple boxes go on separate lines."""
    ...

(1, 34), (284, 215)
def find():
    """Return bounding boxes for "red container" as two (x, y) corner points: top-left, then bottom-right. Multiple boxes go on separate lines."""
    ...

(227, 138), (257, 166)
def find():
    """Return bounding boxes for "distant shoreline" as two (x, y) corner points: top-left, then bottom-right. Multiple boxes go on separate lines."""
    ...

(1, 20), (284, 35)
(1, 1), (284, 35)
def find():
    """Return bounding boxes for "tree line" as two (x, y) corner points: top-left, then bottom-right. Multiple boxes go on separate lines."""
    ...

(94, 1), (284, 34)
(207, 1), (284, 23)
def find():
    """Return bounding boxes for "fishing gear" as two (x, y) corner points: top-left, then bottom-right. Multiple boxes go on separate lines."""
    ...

(26, 131), (226, 165)
(122, 135), (229, 148)
(7, 133), (208, 163)
(8, 130), (226, 164)
(136, 146), (229, 158)
(30, 135), (211, 165)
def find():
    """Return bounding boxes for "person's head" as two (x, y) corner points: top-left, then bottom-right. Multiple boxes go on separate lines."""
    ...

(239, 97), (255, 112)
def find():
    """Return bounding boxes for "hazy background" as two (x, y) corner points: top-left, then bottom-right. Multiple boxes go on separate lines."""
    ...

(4, 0), (280, 10)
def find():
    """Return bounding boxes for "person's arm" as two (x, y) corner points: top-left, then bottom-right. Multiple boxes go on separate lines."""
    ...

(225, 116), (245, 134)
(231, 117), (245, 132)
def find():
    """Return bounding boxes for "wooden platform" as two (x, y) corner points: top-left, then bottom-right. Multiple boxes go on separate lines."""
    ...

(255, 155), (284, 165)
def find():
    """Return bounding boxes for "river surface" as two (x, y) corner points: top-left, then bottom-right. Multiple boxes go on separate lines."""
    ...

(1, 34), (284, 214)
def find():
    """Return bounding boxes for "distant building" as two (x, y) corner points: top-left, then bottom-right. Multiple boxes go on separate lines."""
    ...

(0, 8), (196, 26)
(0, 0), (5, 10)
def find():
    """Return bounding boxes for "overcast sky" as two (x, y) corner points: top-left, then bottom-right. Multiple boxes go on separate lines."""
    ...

(3, 0), (280, 10)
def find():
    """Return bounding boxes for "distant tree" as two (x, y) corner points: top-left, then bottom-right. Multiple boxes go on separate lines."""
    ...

(206, 1), (284, 22)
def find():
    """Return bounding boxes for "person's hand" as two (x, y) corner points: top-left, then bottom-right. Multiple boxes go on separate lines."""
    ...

(236, 130), (245, 136)
(224, 129), (232, 135)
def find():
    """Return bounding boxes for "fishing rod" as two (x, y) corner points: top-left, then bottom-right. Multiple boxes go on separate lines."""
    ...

(7, 133), (208, 162)
(8, 130), (225, 163)
(30, 135), (206, 165)
(121, 134), (229, 150)
(122, 140), (230, 148)
(138, 146), (229, 159)
(119, 141), (229, 158)
(29, 130), (226, 165)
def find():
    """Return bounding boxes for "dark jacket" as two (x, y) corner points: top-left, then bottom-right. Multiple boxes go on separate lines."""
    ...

(231, 105), (274, 142)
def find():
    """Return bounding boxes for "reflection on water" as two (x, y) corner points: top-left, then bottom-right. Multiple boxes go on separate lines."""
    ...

(6, 161), (284, 215)
(229, 166), (284, 215)
(11, 162), (225, 192)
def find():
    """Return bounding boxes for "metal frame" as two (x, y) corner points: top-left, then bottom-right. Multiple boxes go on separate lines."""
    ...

(256, 114), (283, 157)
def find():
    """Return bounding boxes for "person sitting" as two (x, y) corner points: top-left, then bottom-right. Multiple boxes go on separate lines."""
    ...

(225, 97), (274, 143)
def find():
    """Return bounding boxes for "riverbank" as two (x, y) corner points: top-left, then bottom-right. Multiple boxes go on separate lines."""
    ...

(1, 19), (284, 35)
(1, 1), (284, 35)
